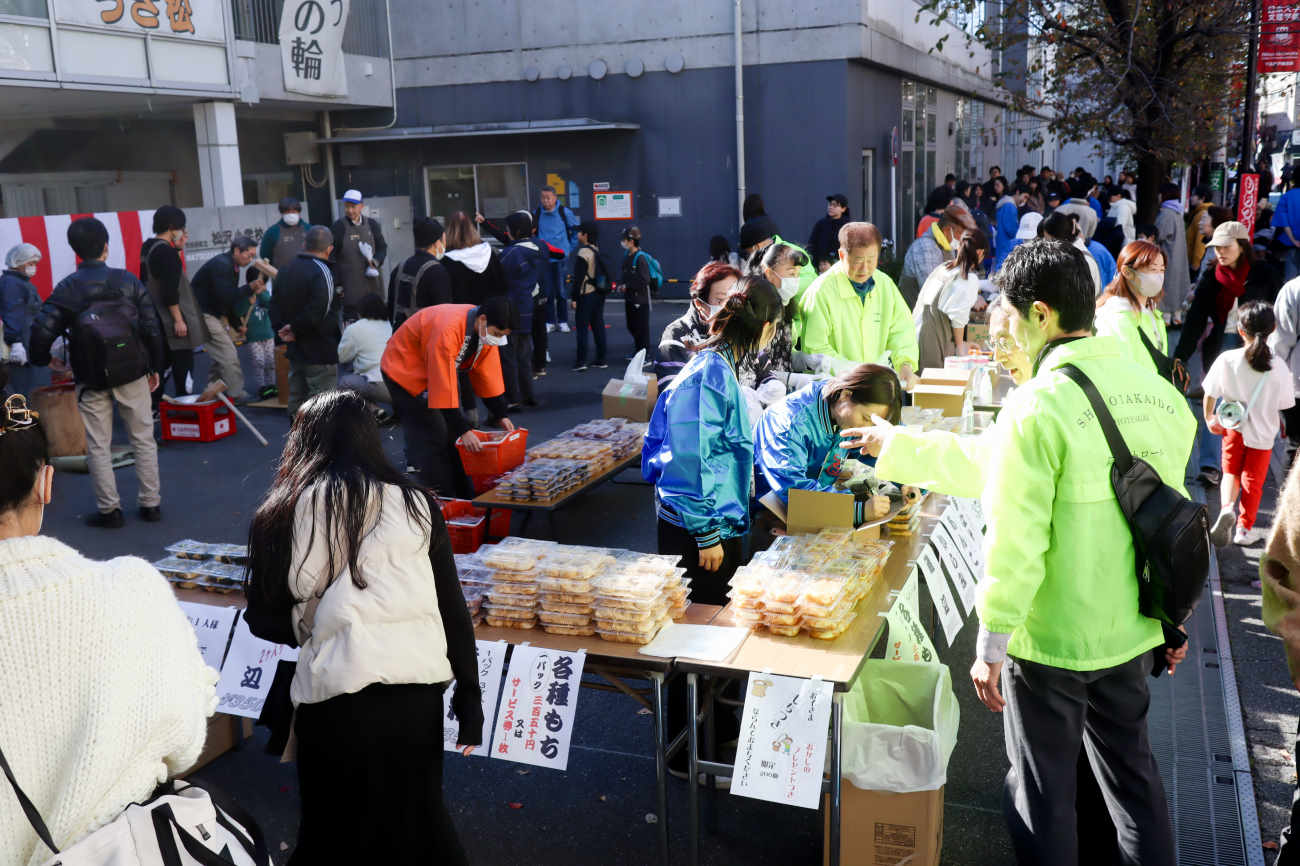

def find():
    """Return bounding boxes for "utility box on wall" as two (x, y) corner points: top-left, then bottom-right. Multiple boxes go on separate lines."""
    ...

(284, 132), (319, 166)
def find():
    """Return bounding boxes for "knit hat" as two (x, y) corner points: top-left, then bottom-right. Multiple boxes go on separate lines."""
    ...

(413, 217), (444, 248)
(740, 215), (780, 250)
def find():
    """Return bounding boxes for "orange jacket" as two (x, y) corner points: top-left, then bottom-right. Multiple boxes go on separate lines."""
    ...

(380, 304), (504, 408)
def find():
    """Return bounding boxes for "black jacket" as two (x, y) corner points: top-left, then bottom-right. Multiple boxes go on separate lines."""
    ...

(1175, 258), (1282, 365)
(806, 213), (850, 267)
(387, 251), (452, 326)
(443, 248), (508, 307)
(190, 252), (254, 323)
(28, 261), (165, 381)
(329, 216), (387, 266)
(269, 253), (342, 365)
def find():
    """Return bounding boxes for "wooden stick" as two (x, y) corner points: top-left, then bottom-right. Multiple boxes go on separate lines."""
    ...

(250, 259), (278, 279)
(217, 391), (269, 447)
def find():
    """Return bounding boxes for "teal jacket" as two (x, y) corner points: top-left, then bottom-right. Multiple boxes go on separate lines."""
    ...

(642, 346), (753, 548)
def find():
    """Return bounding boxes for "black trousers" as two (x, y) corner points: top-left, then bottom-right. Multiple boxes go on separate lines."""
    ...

(289, 682), (468, 866)
(532, 312), (548, 373)
(1002, 653), (1174, 866)
(1278, 738), (1300, 864)
(626, 298), (652, 357)
(384, 373), (471, 498)
(501, 331), (535, 405)
(574, 292), (608, 367)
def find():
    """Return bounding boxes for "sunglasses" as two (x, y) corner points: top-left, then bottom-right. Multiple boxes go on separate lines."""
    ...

(0, 393), (39, 436)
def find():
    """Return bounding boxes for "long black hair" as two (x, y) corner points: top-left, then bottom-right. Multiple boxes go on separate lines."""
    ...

(245, 390), (435, 612)
(824, 364), (903, 425)
(0, 395), (47, 515)
(1239, 300), (1276, 373)
(698, 274), (782, 354)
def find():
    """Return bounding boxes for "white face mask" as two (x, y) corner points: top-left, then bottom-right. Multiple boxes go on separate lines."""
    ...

(283, 212), (301, 227)
(778, 276), (800, 303)
(1127, 268), (1164, 298)
(21, 264), (37, 278)
(482, 332), (508, 347)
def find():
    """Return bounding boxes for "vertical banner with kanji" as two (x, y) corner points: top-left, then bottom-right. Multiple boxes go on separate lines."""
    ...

(491, 646), (586, 771)
(884, 567), (938, 664)
(214, 615), (298, 719)
(730, 673), (834, 809)
(279, 0), (349, 98)
(443, 640), (507, 756)
(1238, 174), (1260, 238)
(1260, 0), (1300, 74)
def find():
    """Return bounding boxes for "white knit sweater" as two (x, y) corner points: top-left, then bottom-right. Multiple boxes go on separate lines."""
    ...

(0, 536), (217, 866)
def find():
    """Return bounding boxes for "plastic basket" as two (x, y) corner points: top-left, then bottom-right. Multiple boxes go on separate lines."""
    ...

(441, 499), (487, 553)
(455, 428), (528, 475)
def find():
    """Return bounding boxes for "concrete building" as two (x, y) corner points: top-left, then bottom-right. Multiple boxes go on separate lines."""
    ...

(318, 0), (1055, 287)
(0, 0), (392, 217)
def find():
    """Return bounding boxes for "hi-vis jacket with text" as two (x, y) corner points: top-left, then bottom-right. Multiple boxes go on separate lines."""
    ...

(642, 346), (753, 549)
(977, 336), (1195, 670)
(798, 262), (919, 375)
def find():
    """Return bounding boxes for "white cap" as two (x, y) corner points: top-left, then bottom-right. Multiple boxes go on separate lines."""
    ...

(1015, 212), (1043, 240)
(342, 189), (363, 203)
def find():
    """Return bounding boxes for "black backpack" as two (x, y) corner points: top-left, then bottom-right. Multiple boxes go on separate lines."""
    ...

(71, 274), (148, 390)
(1060, 364), (1210, 627)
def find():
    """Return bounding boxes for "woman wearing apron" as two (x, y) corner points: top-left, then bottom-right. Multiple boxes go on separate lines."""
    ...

(140, 205), (207, 398)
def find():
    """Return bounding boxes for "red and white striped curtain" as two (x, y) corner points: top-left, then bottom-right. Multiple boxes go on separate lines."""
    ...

(0, 211), (153, 300)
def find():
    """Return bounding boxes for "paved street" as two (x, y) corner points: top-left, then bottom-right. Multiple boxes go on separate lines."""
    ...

(37, 301), (1291, 865)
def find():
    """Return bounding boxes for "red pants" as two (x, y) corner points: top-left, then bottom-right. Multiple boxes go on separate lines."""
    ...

(1222, 429), (1271, 530)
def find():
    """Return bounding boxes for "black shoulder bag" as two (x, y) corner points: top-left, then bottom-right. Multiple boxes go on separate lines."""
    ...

(1058, 364), (1210, 627)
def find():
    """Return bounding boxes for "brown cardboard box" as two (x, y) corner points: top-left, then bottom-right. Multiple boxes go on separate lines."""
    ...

(601, 375), (659, 422)
(911, 384), (967, 418)
(786, 488), (900, 540)
(180, 714), (241, 775)
(918, 367), (974, 389)
(824, 783), (945, 866)
(965, 321), (989, 345)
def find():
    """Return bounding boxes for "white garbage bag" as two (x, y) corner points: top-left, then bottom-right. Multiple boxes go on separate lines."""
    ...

(840, 660), (960, 793)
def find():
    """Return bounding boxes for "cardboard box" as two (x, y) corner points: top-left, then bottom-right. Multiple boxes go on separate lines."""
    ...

(918, 367), (974, 389)
(965, 321), (989, 345)
(180, 714), (241, 775)
(824, 783), (944, 866)
(602, 375), (659, 422)
(787, 488), (896, 539)
(911, 384), (967, 418)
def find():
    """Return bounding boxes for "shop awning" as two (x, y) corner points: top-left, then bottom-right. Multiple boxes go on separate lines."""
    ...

(316, 117), (639, 144)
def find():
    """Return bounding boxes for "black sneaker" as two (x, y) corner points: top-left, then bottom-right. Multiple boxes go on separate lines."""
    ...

(138, 505), (162, 522)
(374, 408), (396, 427)
(86, 509), (125, 529)
(572, 365), (589, 372)
(592, 361), (609, 369)
(259, 385), (278, 399)
(1196, 468), (1222, 487)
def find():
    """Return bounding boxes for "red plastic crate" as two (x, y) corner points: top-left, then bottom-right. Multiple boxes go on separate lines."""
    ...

(455, 428), (528, 475)
(469, 473), (504, 496)
(441, 499), (487, 553)
(160, 400), (236, 443)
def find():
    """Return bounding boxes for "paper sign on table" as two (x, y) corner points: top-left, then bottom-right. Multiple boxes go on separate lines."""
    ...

(638, 623), (749, 661)
(946, 505), (985, 571)
(885, 567), (938, 664)
(916, 546), (965, 646)
(444, 640), (507, 756)
(930, 522), (979, 611)
(491, 645), (586, 771)
(730, 672), (834, 809)
(177, 601), (239, 672)
(215, 615), (298, 719)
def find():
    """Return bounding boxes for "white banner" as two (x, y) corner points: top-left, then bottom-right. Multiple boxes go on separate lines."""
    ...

(176, 601), (239, 672)
(444, 640), (507, 756)
(214, 615), (298, 720)
(731, 672), (834, 810)
(916, 546), (964, 647)
(279, 0), (349, 97)
(884, 567), (937, 665)
(491, 646), (586, 771)
(930, 523), (979, 612)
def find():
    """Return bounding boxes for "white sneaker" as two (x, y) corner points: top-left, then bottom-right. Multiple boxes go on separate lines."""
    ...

(1210, 507), (1235, 547)
(558, 322), (571, 333)
(546, 322), (556, 333)
(1234, 526), (1264, 546)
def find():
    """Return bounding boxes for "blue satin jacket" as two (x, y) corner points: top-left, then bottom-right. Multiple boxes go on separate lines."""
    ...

(642, 346), (753, 547)
(753, 380), (877, 520)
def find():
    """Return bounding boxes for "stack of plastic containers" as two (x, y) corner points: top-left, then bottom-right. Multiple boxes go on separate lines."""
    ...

(534, 547), (616, 636)
(479, 538), (554, 629)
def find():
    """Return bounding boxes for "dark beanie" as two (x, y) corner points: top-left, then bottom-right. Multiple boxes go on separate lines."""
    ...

(414, 216), (445, 248)
(739, 215), (780, 250)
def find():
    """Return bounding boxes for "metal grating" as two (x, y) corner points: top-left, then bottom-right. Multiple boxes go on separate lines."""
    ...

(1145, 486), (1263, 866)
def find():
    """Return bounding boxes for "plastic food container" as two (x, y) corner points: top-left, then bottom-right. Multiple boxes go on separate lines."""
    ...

(482, 601), (537, 619)
(539, 591), (597, 607)
(539, 600), (594, 616)
(800, 576), (852, 609)
(538, 610), (592, 626)
(592, 571), (666, 601)
(536, 575), (596, 594)
(761, 610), (802, 627)
(765, 622), (802, 637)
(807, 612), (857, 640)
(486, 590), (537, 608)
(542, 623), (596, 636)
(485, 614), (537, 630)
(487, 580), (537, 596)
(594, 603), (667, 629)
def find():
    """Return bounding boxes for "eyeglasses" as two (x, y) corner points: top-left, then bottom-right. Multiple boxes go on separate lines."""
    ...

(0, 393), (39, 436)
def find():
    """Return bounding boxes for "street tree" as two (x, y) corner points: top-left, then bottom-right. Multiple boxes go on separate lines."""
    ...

(920, 0), (1251, 222)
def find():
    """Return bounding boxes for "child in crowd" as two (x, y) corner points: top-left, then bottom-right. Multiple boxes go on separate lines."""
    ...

(233, 277), (277, 399)
(1204, 301), (1296, 547)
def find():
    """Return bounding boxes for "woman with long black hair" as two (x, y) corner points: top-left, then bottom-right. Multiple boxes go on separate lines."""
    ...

(245, 390), (481, 864)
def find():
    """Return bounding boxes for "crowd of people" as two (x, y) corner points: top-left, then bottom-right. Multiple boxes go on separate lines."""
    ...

(2, 164), (1300, 865)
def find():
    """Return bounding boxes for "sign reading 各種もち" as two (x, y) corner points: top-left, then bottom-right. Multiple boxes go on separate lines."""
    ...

(177, 601), (239, 672)
(444, 640), (507, 756)
(214, 615), (298, 719)
(731, 672), (834, 809)
(278, 0), (350, 97)
(491, 646), (586, 770)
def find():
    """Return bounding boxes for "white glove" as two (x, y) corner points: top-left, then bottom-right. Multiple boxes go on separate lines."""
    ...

(741, 386), (765, 429)
(7, 342), (27, 365)
(755, 378), (786, 406)
(358, 241), (374, 261)
(365, 266), (380, 278)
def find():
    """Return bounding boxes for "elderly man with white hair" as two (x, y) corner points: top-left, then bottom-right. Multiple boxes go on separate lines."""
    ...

(0, 243), (43, 395)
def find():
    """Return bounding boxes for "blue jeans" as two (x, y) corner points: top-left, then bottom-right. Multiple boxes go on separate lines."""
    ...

(1287, 246), (1300, 284)
(541, 259), (570, 326)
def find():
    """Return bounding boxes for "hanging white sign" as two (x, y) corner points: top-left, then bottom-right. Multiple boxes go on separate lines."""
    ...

(884, 567), (938, 664)
(176, 601), (239, 672)
(731, 672), (834, 809)
(215, 615), (298, 719)
(491, 646), (586, 770)
(444, 640), (508, 755)
(279, 0), (349, 97)
(930, 523), (978, 612)
(916, 546), (965, 646)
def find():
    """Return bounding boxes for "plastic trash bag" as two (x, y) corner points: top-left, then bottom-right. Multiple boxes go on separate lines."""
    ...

(840, 660), (959, 793)
(755, 378), (786, 406)
(740, 385), (765, 429)
(617, 350), (650, 398)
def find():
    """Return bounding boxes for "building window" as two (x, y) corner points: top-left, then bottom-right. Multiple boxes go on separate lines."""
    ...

(423, 162), (529, 225)
(861, 148), (874, 225)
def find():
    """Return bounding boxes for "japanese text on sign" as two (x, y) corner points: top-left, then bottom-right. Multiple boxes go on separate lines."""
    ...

(444, 640), (507, 756)
(916, 547), (964, 647)
(930, 522), (979, 612)
(885, 567), (937, 664)
(731, 673), (833, 809)
(214, 614), (298, 719)
(85, 0), (216, 35)
(491, 646), (586, 771)
(177, 601), (239, 672)
(278, 0), (349, 97)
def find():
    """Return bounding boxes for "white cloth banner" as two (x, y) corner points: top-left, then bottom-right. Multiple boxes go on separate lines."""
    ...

(930, 522), (979, 612)
(731, 672), (834, 810)
(214, 615), (298, 719)
(444, 640), (507, 756)
(491, 645), (586, 770)
(279, 0), (349, 97)
(916, 546), (965, 647)
(884, 567), (938, 664)
(176, 601), (239, 673)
